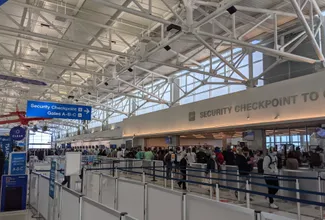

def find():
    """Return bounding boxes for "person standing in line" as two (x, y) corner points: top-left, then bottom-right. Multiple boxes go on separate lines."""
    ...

(263, 147), (279, 209)
(235, 147), (254, 201)
(164, 149), (174, 179)
(136, 147), (144, 160)
(116, 147), (123, 159)
(285, 151), (299, 170)
(186, 148), (196, 164)
(144, 147), (154, 160)
(178, 152), (187, 190)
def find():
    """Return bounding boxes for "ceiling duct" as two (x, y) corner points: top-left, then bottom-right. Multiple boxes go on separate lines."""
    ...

(39, 47), (49, 54)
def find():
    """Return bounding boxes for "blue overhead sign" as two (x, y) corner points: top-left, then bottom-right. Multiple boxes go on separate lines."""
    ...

(26, 100), (92, 120)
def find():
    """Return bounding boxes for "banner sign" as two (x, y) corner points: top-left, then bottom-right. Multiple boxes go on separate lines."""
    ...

(26, 100), (92, 120)
(9, 152), (26, 175)
(0, 136), (12, 175)
(10, 126), (26, 141)
(49, 160), (56, 199)
(0, 175), (27, 212)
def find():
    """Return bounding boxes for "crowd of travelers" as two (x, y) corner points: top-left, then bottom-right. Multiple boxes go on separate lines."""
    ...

(67, 144), (325, 209)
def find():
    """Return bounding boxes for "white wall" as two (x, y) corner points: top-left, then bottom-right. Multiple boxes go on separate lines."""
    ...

(123, 71), (325, 137)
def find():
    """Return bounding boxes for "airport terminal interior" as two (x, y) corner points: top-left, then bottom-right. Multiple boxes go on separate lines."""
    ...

(1, 0), (325, 219)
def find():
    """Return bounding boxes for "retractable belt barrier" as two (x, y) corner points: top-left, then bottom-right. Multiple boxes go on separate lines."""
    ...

(112, 165), (325, 212)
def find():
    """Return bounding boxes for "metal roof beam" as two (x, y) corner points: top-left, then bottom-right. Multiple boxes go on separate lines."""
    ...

(0, 25), (136, 59)
(8, 1), (142, 38)
(197, 30), (319, 64)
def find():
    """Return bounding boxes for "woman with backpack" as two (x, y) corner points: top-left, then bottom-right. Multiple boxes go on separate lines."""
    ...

(263, 147), (279, 209)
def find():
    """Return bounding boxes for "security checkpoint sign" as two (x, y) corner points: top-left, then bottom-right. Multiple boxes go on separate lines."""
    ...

(26, 100), (92, 120)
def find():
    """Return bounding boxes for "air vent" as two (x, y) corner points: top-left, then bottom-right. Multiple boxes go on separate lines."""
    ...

(55, 16), (67, 22)
(39, 47), (48, 54)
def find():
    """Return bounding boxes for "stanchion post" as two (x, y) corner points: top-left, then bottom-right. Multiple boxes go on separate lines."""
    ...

(318, 176), (323, 219)
(142, 171), (146, 183)
(237, 170), (240, 202)
(58, 185), (62, 220)
(112, 161), (116, 177)
(164, 166), (167, 188)
(78, 196), (82, 220)
(152, 161), (156, 182)
(246, 180), (250, 209)
(28, 170), (32, 208)
(171, 172), (174, 190)
(32, 174), (41, 218)
(216, 184), (220, 201)
(99, 173), (102, 203)
(186, 169), (189, 190)
(114, 168), (118, 178)
(296, 179), (301, 220)
(114, 178), (118, 210)
(209, 170), (213, 199)
(82, 167), (87, 194)
(182, 193), (186, 220)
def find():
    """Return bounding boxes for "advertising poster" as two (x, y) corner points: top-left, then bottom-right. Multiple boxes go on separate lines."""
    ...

(49, 160), (56, 199)
(0, 175), (27, 212)
(9, 152), (27, 175)
(0, 136), (12, 175)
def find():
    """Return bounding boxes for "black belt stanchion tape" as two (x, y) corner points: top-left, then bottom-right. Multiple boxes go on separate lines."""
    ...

(152, 161), (157, 182)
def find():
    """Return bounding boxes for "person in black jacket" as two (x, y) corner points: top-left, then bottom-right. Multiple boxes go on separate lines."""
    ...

(235, 147), (254, 200)
(177, 152), (187, 190)
(196, 148), (208, 164)
(223, 146), (236, 165)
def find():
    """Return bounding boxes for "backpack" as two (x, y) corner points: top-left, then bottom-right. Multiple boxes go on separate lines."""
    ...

(257, 158), (264, 174)
(310, 152), (322, 167)
(257, 155), (272, 174)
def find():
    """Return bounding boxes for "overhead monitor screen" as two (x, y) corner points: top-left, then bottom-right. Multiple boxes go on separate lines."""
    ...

(243, 131), (255, 141)
(316, 128), (325, 138)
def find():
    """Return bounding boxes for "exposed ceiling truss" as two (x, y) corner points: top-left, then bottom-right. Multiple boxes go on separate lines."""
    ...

(0, 0), (324, 133)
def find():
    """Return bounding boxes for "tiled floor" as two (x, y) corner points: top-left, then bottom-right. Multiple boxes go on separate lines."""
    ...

(0, 210), (33, 220)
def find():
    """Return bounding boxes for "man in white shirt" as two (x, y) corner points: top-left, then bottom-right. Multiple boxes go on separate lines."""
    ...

(263, 147), (279, 209)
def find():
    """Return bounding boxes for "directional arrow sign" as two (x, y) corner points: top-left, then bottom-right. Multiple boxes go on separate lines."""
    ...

(26, 100), (92, 120)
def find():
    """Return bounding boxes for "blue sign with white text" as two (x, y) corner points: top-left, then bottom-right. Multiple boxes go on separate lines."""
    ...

(0, 136), (12, 175)
(10, 126), (26, 141)
(26, 100), (92, 120)
(1, 175), (27, 212)
(49, 160), (56, 199)
(9, 152), (26, 175)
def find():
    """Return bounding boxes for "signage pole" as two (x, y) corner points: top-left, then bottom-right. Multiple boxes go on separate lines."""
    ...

(48, 160), (56, 220)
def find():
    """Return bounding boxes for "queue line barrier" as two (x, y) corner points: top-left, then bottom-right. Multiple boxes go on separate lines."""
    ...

(28, 171), (139, 220)
(82, 169), (294, 220)
(83, 165), (325, 220)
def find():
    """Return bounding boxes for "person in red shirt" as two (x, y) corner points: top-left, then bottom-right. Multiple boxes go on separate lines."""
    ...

(215, 147), (224, 165)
